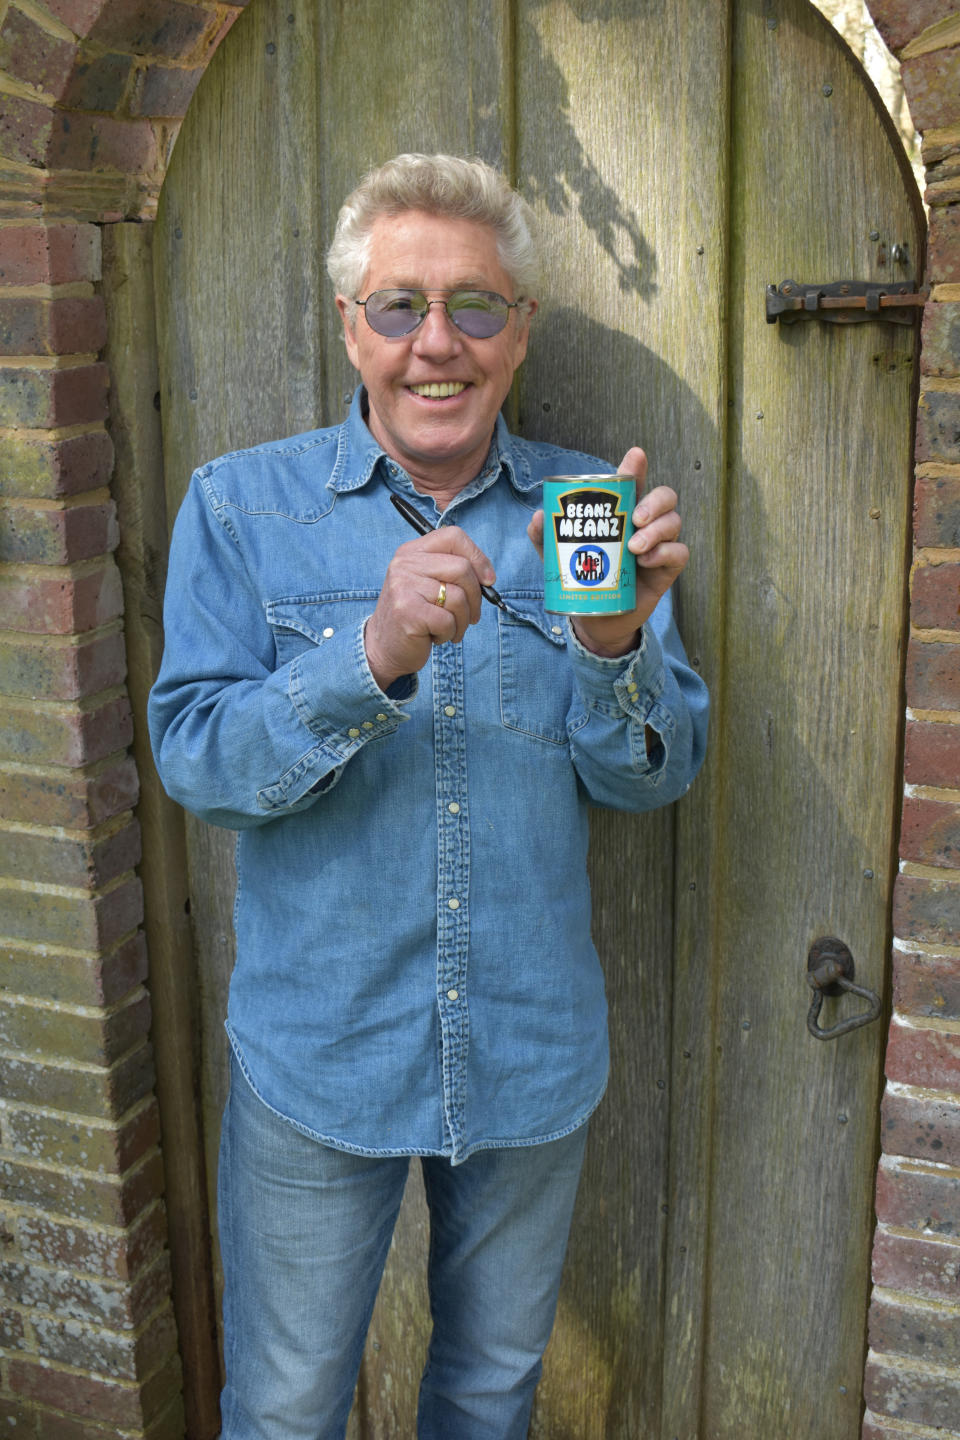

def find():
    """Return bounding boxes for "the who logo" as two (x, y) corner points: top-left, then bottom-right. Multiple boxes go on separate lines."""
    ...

(571, 546), (609, 586)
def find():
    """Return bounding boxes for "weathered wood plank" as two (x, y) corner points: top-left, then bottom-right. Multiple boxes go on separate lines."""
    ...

(514, 2), (729, 1433)
(102, 221), (221, 1439)
(695, 3), (923, 1435)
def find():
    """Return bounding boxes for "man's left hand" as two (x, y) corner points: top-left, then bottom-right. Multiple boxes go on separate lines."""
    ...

(527, 447), (689, 658)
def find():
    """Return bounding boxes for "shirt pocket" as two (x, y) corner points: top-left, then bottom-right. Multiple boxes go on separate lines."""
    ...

(265, 592), (379, 667)
(498, 595), (571, 746)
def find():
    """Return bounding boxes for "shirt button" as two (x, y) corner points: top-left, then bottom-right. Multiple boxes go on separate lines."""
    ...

(447, 989), (459, 1001)
(448, 802), (460, 815)
(444, 704), (456, 717)
(375, 713), (388, 722)
(348, 727), (360, 738)
(322, 627), (334, 638)
(627, 681), (639, 695)
(362, 721), (373, 729)
(448, 897), (460, 910)
(551, 625), (563, 635)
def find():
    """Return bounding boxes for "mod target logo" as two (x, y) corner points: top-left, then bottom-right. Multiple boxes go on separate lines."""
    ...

(571, 546), (609, 586)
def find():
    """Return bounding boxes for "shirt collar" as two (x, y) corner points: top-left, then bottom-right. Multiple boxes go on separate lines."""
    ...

(327, 387), (540, 500)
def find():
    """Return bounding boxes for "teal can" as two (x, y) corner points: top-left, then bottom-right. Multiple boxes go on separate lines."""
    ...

(542, 475), (636, 615)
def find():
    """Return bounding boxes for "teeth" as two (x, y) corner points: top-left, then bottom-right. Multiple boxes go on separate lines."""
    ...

(410, 382), (467, 398)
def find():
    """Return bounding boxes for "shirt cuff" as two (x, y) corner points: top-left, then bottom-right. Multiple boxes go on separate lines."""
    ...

(288, 616), (416, 761)
(564, 616), (666, 716)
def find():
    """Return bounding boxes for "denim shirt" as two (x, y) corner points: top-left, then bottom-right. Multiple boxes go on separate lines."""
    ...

(149, 390), (709, 1164)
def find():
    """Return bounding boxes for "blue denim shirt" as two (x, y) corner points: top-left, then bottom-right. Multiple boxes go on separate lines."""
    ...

(149, 390), (708, 1164)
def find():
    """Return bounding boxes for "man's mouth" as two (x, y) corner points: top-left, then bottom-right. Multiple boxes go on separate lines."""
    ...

(408, 382), (468, 399)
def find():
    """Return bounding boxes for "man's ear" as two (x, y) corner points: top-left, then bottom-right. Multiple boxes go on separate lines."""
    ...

(335, 296), (361, 371)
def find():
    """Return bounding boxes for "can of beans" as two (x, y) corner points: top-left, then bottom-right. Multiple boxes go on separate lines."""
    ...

(542, 475), (636, 615)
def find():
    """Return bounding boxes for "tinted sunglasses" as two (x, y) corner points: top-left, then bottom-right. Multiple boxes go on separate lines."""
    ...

(356, 288), (522, 339)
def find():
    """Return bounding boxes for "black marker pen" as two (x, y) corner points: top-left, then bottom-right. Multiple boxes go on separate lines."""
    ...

(390, 492), (506, 610)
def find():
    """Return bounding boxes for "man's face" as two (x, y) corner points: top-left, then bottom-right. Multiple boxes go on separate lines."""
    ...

(337, 210), (535, 495)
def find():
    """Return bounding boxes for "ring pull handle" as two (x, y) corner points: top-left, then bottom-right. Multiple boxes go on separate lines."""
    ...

(806, 938), (882, 1041)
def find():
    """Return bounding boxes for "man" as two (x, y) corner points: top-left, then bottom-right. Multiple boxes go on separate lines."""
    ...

(149, 153), (708, 1440)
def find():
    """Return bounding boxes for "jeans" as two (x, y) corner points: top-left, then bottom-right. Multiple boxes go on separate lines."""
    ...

(218, 1053), (589, 1439)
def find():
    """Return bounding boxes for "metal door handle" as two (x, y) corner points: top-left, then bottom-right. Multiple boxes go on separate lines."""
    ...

(806, 938), (882, 1040)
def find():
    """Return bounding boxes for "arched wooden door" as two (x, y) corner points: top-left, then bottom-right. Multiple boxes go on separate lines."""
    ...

(152, 1), (923, 1434)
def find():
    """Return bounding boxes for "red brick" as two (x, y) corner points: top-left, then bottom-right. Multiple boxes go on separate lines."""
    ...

(0, 627), (127, 700)
(0, 981), (149, 1065)
(881, 1084), (960, 1166)
(0, 815), (140, 887)
(4, 1247), (172, 1334)
(884, 1015), (960, 1090)
(40, 0), (105, 39)
(0, 931), (148, 1007)
(900, 794), (960, 868)
(32, 1302), (178, 1383)
(0, 753), (139, 826)
(927, 202), (960, 287)
(0, 692), (134, 767)
(914, 473), (960, 549)
(0, 430), (114, 501)
(904, 718), (960, 788)
(0, 1036), (154, 1117)
(0, 872), (143, 950)
(9, 1343), (180, 1428)
(875, 1154), (960, 1239)
(903, 51), (960, 137)
(0, 1141), (163, 1228)
(911, 558), (960, 632)
(869, 1290), (960, 1370)
(872, 1224), (960, 1302)
(916, 386), (960, 465)
(893, 947), (960, 1020)
(0, 224), (101, 286)
(904, 637), (960, 712)
(868, 0), (958, 55)
(0, 8), (76, 97)
(0, 1396), (33, 1438)
(0, 363), (109, 430)
(894, 873), (960, 948)
(0, 498), (118, 566)
(46, 111), (158, 176)
(86, 0), (213, 58)
(0, 1305), (26, 1348)
(35, 1397), (187, 1440)
(0, 94), (54, 168)
(0, 560), (124, 635)
(921, 299), (960, 378)
(18, 1197), (166, 1281)
(61, 50), (135, 112)
(864, 1352), (960, 1428)
(131, 62), (204, 117)
(0, 296), (107, 357)
(5, 1093), (159, 1172)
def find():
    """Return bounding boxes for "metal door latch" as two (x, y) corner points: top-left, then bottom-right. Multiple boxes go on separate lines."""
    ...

(767, 279), (928, 326)
(806, 937), (882, 1040)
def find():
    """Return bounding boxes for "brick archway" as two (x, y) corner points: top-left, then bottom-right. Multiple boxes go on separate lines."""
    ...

(0, 4), (957, 1438)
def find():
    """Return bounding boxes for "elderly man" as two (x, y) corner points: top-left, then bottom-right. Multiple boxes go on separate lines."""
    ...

(149, 153), (708, 1440)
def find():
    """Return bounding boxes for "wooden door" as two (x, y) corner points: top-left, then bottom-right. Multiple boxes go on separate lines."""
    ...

(152, 1), (923, 1434)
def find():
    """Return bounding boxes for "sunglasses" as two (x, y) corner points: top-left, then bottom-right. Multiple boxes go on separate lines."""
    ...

(356, 288), (522, 339)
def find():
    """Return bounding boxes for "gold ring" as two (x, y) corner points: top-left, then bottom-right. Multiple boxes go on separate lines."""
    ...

(435, 583), (447, 608)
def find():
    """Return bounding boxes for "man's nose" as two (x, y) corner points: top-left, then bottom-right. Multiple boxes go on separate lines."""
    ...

(412, 301), (463, 356)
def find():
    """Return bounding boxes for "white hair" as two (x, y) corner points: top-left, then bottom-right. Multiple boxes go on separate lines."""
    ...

(326, 153), (539, 311)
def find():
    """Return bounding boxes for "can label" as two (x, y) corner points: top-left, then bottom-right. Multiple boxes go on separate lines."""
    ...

(542, 476), (636, 615)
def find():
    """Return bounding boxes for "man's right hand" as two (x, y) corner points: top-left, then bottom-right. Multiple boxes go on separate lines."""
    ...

(364, 527), (497, 691)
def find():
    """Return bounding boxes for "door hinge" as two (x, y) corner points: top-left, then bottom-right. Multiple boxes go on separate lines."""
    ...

(766, 279), (928, 326)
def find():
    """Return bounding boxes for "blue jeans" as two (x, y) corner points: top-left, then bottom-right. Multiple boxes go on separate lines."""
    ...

(218, 1054), (589, 1439)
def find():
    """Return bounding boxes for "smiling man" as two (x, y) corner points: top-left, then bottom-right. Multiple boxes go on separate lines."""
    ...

(149, 154), (708, 1440)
